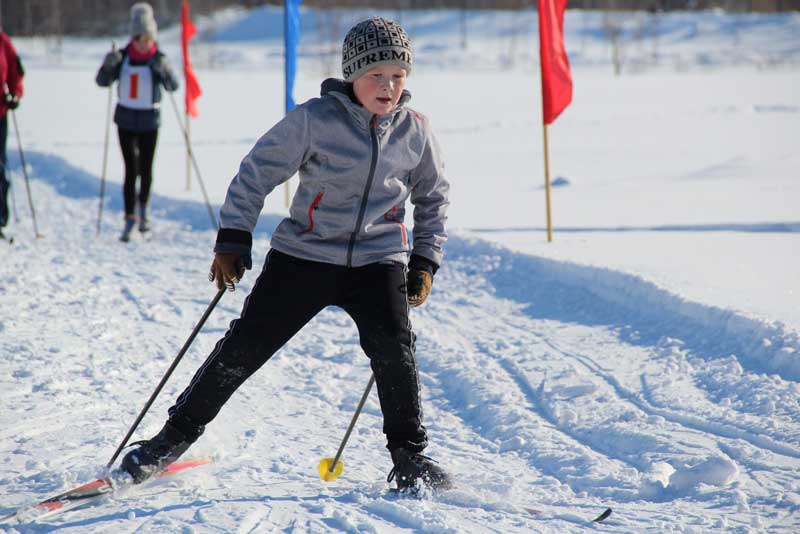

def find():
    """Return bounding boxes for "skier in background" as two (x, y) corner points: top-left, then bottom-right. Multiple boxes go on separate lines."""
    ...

(95, 2), (178, 242)
(0, 29), (24, 242)
(121, 16), (453, 492)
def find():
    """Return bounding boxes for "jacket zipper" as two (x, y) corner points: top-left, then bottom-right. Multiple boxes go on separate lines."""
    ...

(346, 115), (379, 267)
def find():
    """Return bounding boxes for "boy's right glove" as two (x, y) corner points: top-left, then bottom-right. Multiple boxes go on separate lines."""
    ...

(209, 253), (246, 292)
(407, 270), (432, 308)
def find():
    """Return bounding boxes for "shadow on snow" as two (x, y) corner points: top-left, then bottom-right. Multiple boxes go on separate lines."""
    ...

(10, 150), (284, 236)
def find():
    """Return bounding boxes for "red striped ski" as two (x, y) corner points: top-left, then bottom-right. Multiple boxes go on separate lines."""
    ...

(0, 458), (212, 525)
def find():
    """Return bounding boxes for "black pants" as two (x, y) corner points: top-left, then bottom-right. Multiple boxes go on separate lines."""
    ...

(168, 250), (428, 453)
(0, 115), (8, 228)
(118, 128), (158, 217)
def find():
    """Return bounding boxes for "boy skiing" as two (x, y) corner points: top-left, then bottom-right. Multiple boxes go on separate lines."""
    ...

(122, 16), (451, 492)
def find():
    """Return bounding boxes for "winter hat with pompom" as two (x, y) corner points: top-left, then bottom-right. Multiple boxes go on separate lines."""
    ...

(130, 2), (157, 41)
(341, 17), (412, 82)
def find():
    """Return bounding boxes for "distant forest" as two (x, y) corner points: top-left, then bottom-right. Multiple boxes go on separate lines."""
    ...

(1, 0), (797, 37)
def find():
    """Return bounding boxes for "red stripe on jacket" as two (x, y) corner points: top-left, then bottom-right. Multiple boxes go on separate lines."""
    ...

(302, 192), (324, 234)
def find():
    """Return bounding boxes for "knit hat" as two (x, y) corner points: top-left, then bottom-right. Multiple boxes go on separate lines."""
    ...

(342, 17), (413, 82)
(130, 2), (157, 41)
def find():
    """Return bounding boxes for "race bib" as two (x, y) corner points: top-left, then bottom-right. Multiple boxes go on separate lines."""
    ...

(118, 59), (156, 110)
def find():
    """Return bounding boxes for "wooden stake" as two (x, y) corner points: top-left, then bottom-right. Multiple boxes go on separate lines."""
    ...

(542, 123), (553, 242)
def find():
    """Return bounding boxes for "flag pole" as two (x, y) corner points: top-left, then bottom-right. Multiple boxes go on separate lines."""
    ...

(283, 1), (289, 207)
(185, 110), (191, 190)
(542, 122), (552, 242)
(537, 0), (572, 244)
(181, 0), (199, 192)
(283, 0), (301, 208)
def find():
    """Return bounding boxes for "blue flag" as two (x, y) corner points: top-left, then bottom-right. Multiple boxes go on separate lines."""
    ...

(284, 0), (302, 113)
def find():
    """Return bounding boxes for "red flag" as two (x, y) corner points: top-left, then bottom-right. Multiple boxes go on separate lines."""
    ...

(181, 0), (202, 117)
(537, 0), (572, 124)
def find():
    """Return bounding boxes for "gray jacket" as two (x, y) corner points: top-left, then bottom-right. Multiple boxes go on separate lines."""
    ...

(95, 45), (179, 132)
(218, 79), (449, 268)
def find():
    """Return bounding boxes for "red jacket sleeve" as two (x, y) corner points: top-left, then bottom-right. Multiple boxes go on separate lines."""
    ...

(2, 33), (23, 98)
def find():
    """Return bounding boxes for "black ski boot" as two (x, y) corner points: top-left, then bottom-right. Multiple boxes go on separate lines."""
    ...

(121, 421), (194, 483)
(120, 215), (136, 243)
(387, 448), (453, 492)
(138, 205), (150, 234)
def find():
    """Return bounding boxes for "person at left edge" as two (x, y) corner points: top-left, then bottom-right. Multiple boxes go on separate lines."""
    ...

(95, 2), (178, 242)
(0, 29), (24, 242)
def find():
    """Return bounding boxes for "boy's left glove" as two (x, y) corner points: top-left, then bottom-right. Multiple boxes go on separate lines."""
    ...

(407, 270), (432, 308)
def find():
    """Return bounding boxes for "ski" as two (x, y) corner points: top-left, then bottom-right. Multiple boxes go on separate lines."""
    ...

(593, 508), (613, 522)
(387, 488), (611, 523)
(0, 457), (212, 525)
(525, 506), (612, 523)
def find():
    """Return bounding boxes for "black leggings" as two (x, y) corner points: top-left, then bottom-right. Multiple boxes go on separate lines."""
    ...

(118, 128), (158, 216)
(168, 250), (429, 453)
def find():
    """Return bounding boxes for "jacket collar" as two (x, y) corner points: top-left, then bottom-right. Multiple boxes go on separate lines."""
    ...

(320, 78), (411, 127)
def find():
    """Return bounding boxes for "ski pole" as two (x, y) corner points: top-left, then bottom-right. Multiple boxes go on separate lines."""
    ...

(10, 176), (19, 222)
(107, 288), (225, 468)
(318, 374), (375, 481)
(96, 42), (115, 237)
(166, 90), (218, 231)
(10, 110), (42, 238)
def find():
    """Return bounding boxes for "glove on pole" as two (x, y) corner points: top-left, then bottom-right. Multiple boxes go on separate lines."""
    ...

(10, 110), (42, 238)
(166, 90), (218, 231)
(107, 288), (225, 468)
(97, 43), (115, 237)
(319, 374), (376, 481)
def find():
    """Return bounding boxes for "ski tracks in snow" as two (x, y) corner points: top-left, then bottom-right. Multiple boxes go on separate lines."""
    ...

(405, 244), (800, 533)
(3, 179), (800, 533)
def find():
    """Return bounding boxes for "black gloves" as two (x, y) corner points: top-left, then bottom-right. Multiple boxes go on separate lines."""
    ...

(102, 50), (122, 70)
(4, 93), (19, 110)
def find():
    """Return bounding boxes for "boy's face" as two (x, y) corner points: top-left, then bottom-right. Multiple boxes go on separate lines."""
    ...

(353, 65), (408, 116)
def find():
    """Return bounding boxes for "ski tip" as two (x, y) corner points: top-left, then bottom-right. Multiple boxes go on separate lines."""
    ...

(592, 507), (612, 522)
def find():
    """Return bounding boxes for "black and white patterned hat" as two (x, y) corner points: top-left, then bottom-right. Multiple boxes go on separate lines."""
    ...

(342, 17), (413, 82)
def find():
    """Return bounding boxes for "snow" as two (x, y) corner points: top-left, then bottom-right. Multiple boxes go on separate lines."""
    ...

(1, 6), (799, 533)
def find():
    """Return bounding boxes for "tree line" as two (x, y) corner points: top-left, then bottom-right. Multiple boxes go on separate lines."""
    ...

(1, 0), (796, 37)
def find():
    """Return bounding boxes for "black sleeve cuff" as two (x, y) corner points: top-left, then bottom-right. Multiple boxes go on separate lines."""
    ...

(214, 228), (253, 270)
(409, 254), (439, 276)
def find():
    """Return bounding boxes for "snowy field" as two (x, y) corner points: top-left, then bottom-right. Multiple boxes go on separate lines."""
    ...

(1, 7), (799, 533)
